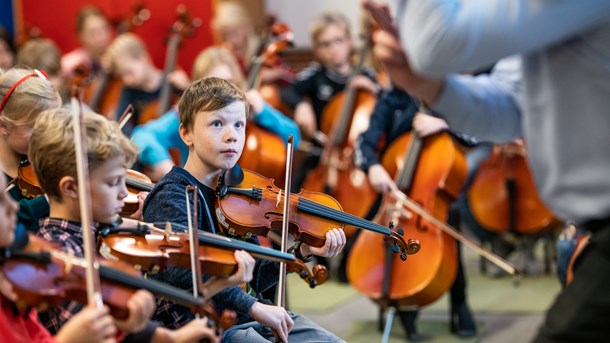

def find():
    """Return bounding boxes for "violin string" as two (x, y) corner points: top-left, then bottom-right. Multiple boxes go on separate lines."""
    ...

(298, 198), (390, 235)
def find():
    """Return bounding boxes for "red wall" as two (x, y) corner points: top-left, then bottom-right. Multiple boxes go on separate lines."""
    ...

(19, 0), (215, 75)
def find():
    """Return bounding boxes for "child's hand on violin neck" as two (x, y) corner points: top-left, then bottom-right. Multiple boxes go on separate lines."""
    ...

(227, 250), (255, 285)
(302, 228), (346, 258)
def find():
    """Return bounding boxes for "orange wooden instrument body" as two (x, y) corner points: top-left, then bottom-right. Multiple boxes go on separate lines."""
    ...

(302, 89), (378, 236)
(2, 234), (234, 329)
(467, 144), (557, 233)
(238, 124), (287, 185)
(348, 131), (467, 307)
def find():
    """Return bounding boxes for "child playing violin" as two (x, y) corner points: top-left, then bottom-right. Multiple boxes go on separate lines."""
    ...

(131, 46), (300, 181)
(28, 107), (248, 342)
(105, 33), (188, 136)
(0, 172), (119, 343)
(0, 67), (63, 232)
(354, 87), (478, 340)
(143, 77), (346, 342)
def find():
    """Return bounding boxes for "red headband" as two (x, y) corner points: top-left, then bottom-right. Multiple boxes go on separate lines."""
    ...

(0, 69), (48, 113)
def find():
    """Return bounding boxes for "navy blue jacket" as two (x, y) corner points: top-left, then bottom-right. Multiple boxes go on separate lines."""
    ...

(143, 166), (280, 327)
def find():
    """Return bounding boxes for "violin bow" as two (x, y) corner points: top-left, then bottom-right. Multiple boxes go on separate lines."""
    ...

(71, 87), (104, 308)
(185, 185), (205, 316)
(276, 135), (294, 307)
(391, 189), (522, 279)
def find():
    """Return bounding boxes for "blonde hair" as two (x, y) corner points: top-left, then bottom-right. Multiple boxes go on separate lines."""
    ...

(211, 1), (252, 32)
(105, 33), (149, 73)
(16, 39), (62, 77)
(310, 12), (351, 46)
(29, 107), (138, 201)
(179, 77), (248, 132)
(0, 68), (61, 126)
(192, 46), (246, 90)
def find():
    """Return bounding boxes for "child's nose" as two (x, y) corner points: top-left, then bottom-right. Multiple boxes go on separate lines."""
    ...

(225, 127), (238, 142)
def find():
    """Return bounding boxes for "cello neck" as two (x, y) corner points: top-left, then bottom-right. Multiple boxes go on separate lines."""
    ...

(330, 33), (370, 147)
(394, 133), (423, 190)
(158, 33), (181, 116)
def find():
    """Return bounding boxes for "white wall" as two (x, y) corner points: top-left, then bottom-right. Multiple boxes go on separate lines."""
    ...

(265, 0), (364, 49)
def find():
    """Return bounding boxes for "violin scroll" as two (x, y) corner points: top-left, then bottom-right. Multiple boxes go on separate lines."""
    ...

(384, 228), (421, 261)
(285, 259), (328, 288)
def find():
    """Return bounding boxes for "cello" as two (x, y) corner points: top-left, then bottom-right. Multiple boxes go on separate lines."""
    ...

(347, 129), (467, 307)
(238, 22), (294, 185)
(467, 141), (558, 234)
(301, 22), (378, 236)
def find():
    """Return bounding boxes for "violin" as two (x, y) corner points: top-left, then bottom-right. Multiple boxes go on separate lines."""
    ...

(122, 169), (154, 215)
(12, 159), (42, 199)
(97, 220), (328, 288)
(215, 168), (420, 260)
(0, 233), (236, 330)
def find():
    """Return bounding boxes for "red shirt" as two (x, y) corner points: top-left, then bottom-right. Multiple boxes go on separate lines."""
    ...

(0, 295), (55, 343)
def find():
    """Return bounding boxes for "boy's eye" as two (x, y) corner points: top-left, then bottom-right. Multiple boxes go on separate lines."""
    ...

(235, 121), (245, 129)
(211, 121), (222, 128)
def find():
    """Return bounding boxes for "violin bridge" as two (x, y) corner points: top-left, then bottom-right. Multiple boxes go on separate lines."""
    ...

(276, 189), (282, 208)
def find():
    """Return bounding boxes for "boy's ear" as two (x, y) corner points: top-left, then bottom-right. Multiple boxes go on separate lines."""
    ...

(179, 123), (193, 147)
(58, 176), (79, 200)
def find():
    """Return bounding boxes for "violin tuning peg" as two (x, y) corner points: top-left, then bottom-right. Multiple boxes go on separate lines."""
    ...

(392, 244), (400, 254)
(397, 228), (404, 236)
(401, 252), (407, 261)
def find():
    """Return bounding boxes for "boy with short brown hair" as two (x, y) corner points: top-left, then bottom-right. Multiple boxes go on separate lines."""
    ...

(144, 77), (346, 342)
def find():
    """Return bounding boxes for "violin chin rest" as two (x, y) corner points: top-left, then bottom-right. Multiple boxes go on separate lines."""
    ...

(224, 164), (244, 187)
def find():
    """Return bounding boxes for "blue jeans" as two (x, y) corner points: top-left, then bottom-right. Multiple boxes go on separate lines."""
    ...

(222, 312), (345, 343)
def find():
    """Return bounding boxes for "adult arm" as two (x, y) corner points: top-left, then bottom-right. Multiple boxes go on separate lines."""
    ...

(432, 56), (523, 142)
(400, 0), (610, 76)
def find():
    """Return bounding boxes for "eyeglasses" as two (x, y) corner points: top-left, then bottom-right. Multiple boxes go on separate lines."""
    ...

(316, 36), (348, 49)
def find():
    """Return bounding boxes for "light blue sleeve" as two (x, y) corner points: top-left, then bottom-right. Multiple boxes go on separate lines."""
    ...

(432, 56), (523, 143)
(131, 110), (184, 166)
(399, 0), (610, 76)
(252, 102), (301, 148)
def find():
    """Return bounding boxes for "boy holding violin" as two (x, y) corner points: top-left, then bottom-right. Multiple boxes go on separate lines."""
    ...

(143, 77), (346, 342)
(28, 107), (230, 342)
(0, 173), (120, 343)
